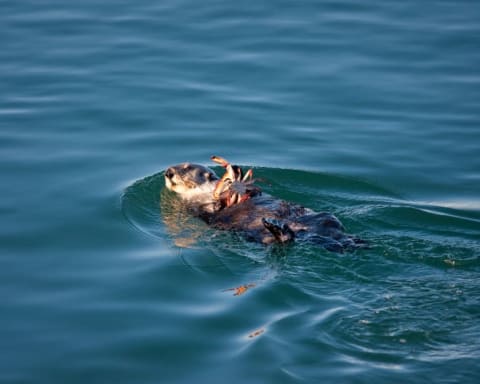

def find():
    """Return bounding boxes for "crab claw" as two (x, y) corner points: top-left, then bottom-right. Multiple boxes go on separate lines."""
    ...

(211, 155), (230, 168)
(213, 174), (231, 200)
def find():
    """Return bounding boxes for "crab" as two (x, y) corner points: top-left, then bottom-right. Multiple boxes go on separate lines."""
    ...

(211, 155), (261, 208)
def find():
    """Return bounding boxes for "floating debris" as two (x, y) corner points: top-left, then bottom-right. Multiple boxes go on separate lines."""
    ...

(444, 259), (456, 267)
(248, 328), (265, 338)
(223, 283), (256, 296)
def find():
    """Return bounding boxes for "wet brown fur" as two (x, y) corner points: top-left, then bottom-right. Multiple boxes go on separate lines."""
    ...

(164, 163), (366, 252)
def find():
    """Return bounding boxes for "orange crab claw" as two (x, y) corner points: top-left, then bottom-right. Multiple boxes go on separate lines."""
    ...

(210, 155), (242, 178)
(211, 155), (229, 168)
(212, 156), (243, 179)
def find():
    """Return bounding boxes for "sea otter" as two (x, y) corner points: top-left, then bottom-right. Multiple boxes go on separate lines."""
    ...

(164, 160), (367, 252)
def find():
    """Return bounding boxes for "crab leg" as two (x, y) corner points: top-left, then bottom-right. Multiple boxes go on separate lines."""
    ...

(242, 168), (253, 182)
(213, 174), (232, 200)
(212, 155), (244, 180)
(227, 193), (237, 207)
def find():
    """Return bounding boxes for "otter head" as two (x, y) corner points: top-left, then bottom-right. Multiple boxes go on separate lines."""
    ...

(164, 163), (219, 200)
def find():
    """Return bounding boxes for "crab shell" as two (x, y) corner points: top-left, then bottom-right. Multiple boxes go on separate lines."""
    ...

(211, 155), (257, 207)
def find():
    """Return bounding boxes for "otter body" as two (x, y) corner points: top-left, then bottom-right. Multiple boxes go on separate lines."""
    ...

(164, 162), (365, 252)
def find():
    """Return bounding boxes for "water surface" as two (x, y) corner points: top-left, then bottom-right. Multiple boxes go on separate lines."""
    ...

(1, 1), (479, 383)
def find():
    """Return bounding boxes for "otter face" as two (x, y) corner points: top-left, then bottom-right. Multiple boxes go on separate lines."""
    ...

(164, 163), (219, 198)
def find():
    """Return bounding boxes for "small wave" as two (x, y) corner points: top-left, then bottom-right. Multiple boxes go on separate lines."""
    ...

(123, 167), (479, 265)
(419, 199), (480, 213)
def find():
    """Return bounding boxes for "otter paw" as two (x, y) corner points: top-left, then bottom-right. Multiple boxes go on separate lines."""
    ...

(262, 218), (295, 243)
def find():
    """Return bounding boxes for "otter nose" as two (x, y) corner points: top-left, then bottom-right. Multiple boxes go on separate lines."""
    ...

(165, 168), (175, 179)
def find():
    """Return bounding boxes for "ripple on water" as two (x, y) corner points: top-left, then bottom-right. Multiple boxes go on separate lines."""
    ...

(120, 166), (480, 382)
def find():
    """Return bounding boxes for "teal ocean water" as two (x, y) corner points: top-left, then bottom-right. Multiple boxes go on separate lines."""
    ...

(2, 1), (479, 383)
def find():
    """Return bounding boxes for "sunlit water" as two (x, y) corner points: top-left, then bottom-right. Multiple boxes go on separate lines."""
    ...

(1, 1), (479, 383)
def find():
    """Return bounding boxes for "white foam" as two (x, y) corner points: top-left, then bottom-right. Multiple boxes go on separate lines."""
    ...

(420, 199), (480, 211)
